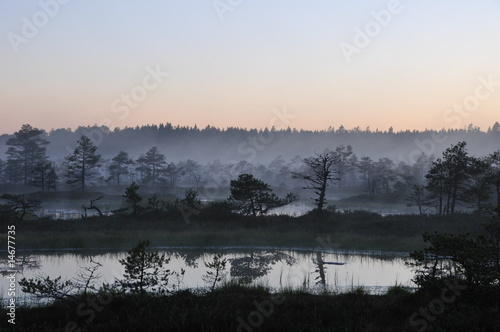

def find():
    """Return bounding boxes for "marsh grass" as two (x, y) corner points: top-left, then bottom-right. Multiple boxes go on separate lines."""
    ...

(2, 210), (490, 252)
(4, 282), (497, 331)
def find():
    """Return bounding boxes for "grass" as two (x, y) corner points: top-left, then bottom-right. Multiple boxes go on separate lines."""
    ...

(1, 210), (492, 252)
(2, 283), (498, 331)
(1, 202), (497, 331)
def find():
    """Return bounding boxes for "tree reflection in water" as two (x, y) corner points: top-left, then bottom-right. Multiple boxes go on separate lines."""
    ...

(313, 252), (345, 287)
(0, 255), (41, 276)
(172, 251), (205, 268)
(230, 251), (296, 284)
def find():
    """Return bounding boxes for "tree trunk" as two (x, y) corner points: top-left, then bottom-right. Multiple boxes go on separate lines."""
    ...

(450, 185), (458, 214)
(496, 184), (500, 209)
(318, 182), (327, 212)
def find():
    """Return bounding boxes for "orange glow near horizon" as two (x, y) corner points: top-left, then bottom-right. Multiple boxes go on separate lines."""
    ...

(1, 1), (500, 135)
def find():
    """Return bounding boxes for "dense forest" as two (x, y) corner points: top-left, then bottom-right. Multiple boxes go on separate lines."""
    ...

(1, 122), (500, 163)
(1, 123), (500, 215)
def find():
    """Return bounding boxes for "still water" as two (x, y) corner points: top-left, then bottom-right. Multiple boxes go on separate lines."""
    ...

(1, 247), (415, 304)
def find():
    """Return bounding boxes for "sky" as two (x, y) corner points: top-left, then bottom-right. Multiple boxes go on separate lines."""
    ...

(1, 0), (500, 134)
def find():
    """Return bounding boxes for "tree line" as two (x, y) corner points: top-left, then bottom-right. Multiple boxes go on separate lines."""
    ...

(2, 121), (500, 165)
(1, 124), (500, 215)
(0, 125), (431, 194)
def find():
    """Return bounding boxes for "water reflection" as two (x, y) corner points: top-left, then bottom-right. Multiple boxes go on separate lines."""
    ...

(172, 251), (204, 268)
(0, 248), (414, 303)
(313, 252), (346, 286)
(0, 255), (41, 276)
(229, 251), (296, 284)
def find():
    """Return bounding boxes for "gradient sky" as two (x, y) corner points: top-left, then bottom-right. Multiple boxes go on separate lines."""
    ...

(1, 0), (500, 134)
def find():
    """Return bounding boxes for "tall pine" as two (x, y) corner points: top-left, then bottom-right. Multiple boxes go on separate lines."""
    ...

(65, 136), (101, 192)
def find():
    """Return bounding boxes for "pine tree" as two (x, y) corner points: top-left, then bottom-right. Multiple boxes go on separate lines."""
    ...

(6, 124), (49, 185)
(107, 151), (134, 185)
(118, 240), (174, 296)
(229, 174), (297, 217)
(65, 135), (101, 192)
(136, 147), (166, 186)
(31, 161), (58, 192)
(123, 182), (142, 215)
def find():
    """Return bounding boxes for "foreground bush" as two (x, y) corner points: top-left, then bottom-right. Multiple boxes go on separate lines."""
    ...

(1, 284), (499, 331)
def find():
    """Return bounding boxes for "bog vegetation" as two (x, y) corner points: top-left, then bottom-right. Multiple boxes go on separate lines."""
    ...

(1, 124), (500, 330)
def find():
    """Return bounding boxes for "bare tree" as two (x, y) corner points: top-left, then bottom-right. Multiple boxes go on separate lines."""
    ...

(292, 151), (340, 213)
(82, 195), (104, 218)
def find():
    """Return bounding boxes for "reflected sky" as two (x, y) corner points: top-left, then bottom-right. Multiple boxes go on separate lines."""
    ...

(0, 248), (415, 303)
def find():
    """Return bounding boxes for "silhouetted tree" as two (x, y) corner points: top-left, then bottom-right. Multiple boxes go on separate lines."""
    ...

(463, 158), (492, 214)
(65, 136), (101, 192)
(292, 151), (340, 212)
(486, 151), (500, 209)
(31, 161), (57, 192)
(426, 142), (478, 214)
(202, 253), (227, 293)
(46, 165), (58, 192)
(82, 195), (104, 218)
(412, 153), (433, 185)
(335, 145), (353, 188)
(229, 174), (297, 217)
(0, 193), (40, 221)
(0, 159), (5, 184)
(137, 147), (166, 186)
(123, 182), (142, 215)
(373, 158), (396, 194)
(6, 124), (49, 185)
(107, 151), (134, 185)
(357, 156), (374, 196)
(408, 213), (500, 288)
(178, 159), (202, 186)
(165, 162), (183, 187)
(118, 240), (179, 296)
(406, 184), (427, 215)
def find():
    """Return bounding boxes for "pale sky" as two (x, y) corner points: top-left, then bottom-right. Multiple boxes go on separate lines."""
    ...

(1, 0), (500, 134)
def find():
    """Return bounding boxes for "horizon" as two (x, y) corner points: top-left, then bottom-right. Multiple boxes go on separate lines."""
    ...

(3, 120), (500, 136)
(1, 1), (500, 134)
